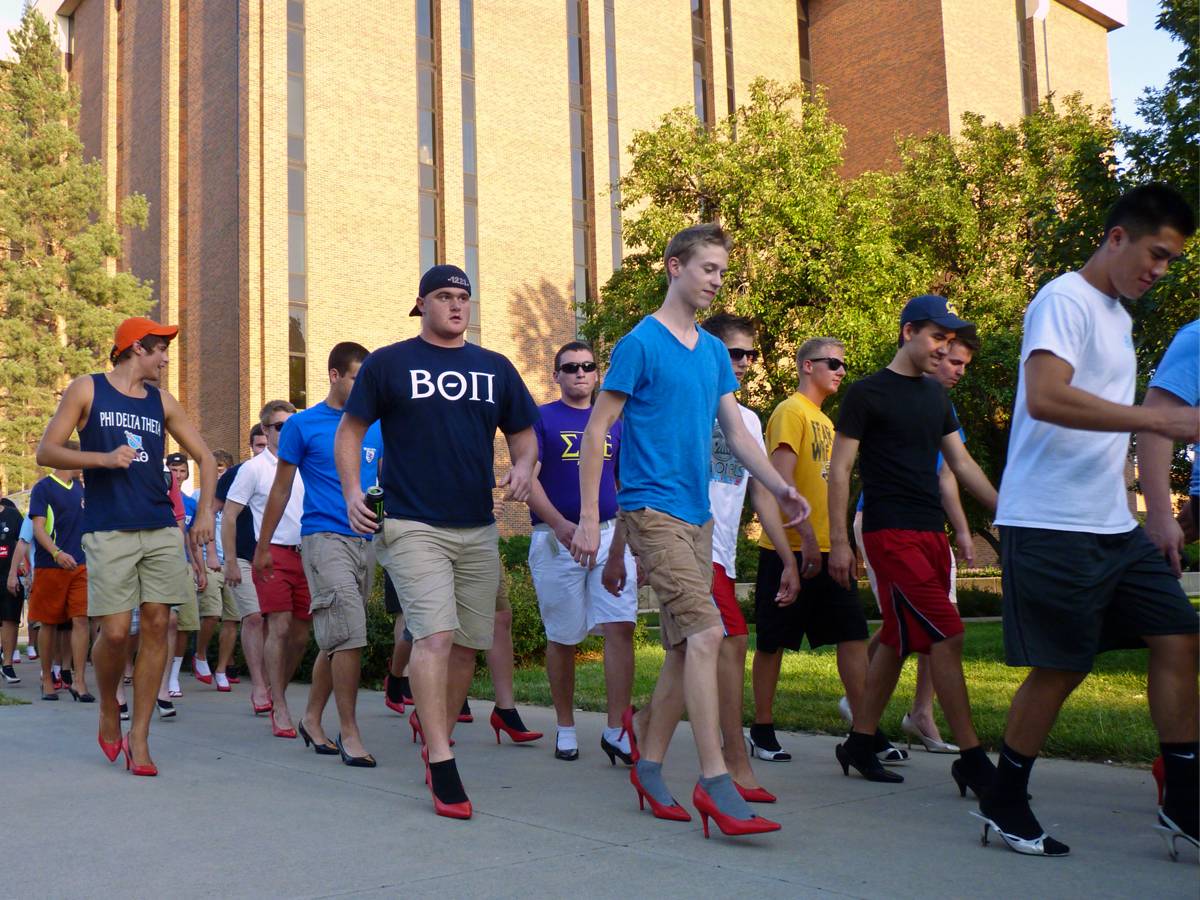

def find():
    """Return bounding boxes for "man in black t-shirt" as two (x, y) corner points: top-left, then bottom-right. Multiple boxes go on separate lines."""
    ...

(0, 497), (25, 684)
(827, 295), (999, 794)
(336, 265), (539, 820)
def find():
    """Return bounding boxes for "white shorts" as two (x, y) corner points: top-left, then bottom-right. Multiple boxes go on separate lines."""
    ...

(528, 521), (638, 645)
(854, 510), (957, 610)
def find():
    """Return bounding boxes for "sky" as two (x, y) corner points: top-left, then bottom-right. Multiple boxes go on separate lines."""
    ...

(0, 0), (1186, 133)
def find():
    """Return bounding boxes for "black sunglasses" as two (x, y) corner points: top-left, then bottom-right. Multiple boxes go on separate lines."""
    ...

(807, 357), (847, 372)
(728, 348), (759, 362)
(265, 421), (287, 432)
(558, 362), (598, 374)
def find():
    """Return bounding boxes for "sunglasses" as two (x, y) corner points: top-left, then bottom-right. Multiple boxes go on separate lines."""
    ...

(265, 421), (287, 432)
(807, 357), (847, 372)
(558, 362), (598, 374)
(728, 348), (759, 363)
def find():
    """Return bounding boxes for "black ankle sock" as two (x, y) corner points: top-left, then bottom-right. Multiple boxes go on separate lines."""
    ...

(749, 723), (780, 751)
(846, 730), (875, 756)
(871, 728), (894, 753)
(385, 674), (405, 702)
(460, 698), (472, 715)
(429, 759), (469, 804)
(991, 741), (1035, 805)
(494, 706), (525, 730)
(398, 676), (412, 698)
(958, 744), (994, 777)
(1161, 741), (1199, 822)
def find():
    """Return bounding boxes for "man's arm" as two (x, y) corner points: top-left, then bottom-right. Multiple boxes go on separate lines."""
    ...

(502, 426), (537, 503)
(1025, 351), (1199, 441)
(827, 433), (859, 589)
(162, 391), (216, 546)
(601, 518), (629, 596)
(252, 461), (298, 578)
(30, 516), (77, 570)
(526, 464), (575, 549)
(569, 391), (626, 567)
(716, 394), (810, 526)
(36, 377), (135, 471)
(334, 413), (375, 536)
(1139, 386), (1190, 576)
(5, 539), (28, 593)
(749, 479), (800, 605)
(939, 464), (973, 567)
(939, 432), (997, 512)
(221, 499), (246, 586)
(767, 445), (821, 580)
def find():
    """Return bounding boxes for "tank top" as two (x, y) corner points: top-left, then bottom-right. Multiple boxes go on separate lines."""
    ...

(78, 373), (176, 533)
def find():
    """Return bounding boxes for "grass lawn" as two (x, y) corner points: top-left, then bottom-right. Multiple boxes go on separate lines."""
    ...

(472, 621), (1164, 765)
(0, 691), (29, 706)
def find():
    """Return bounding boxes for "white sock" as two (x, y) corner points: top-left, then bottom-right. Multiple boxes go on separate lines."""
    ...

(51, 664), (61, 678)
(169, 656), (183, 692)
(556, 726), (578, 752)
(603, 725), (630, 754)
(214, 672), (230, 689)
(194, 656), (212, 677)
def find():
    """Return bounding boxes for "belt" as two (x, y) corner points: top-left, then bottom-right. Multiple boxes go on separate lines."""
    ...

(272, 543), (301, 553)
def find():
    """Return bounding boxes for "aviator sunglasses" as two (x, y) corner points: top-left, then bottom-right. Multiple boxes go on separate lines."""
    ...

(558, 361), (598, 374)
(727, 348), (759, 363)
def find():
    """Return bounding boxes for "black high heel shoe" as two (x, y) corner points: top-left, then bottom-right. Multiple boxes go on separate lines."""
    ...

(554, 732), (579, 761)
(836, 742), (904, 783)
(298, 720), (338, 755)
(601, 734), (634, 766)
(337, 734), (377, 768)
(67, 686), (96, 703)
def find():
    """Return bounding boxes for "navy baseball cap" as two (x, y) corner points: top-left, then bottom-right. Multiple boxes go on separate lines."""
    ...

(410, 264), (472, 316)
(899, 294), (974, 333)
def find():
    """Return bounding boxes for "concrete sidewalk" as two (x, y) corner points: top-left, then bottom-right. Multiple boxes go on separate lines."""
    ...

(1, 673), (1194, 899)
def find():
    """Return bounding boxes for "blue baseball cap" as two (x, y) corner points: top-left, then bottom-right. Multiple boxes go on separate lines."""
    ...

(899, 294), (974, 333)
(410, 264), (472, 316)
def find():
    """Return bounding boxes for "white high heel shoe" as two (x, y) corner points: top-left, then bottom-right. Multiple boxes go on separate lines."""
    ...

(901, 713), (958, 753)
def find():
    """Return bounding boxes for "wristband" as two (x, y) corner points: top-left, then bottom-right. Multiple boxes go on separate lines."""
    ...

(51, 547), (62, 559)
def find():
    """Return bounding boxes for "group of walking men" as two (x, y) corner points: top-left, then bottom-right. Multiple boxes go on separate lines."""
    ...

(18, 181), (1199, 859)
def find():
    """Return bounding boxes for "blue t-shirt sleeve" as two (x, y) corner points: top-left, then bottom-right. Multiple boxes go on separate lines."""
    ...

(1149, 323), (1199, 405)
(182, 495), (198, 531)
(601, 333), (643, 396)
(496, 358), (540, 434)
(344, 350), (384, 424)
(277, 415), (304, 466)
(19, 516), (33, 542)
(27, 483), (47, 519)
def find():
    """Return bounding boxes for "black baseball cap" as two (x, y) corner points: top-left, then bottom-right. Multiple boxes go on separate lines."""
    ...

(166, 452), (188, 466)
(899, 294), (974, 334)
(410, 264), (472, 316)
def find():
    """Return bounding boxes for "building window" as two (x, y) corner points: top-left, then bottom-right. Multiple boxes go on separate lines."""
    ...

(721, 0), (735, 118)
(796, 1), (813, 96)
(568, 0), (595, 331)
(287, 0), (307, 408)
(603, 0), (622, 268)
(691, 0), (714, 126)
(460, 0), (480, 342)
(417, 0), (443, 275)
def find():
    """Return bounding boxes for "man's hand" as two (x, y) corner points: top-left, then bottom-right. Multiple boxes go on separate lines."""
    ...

(954, 530), (975, 568)
(601, 550), (627, 597)
(775, 556), (800, 607)
(1158, 406), (1200, 443)
(5, 569), (17, 595)
(570, 515), (600, 569)
(776, 487), (811, 527)
(553, 520), (577, 549)
(1146, 510), (1186, 578)
(55, 551), (78, 571)
(252, 544), (274, 580)
(190, 509), (214, 547)
(829, 542), (855, 590)
(799, 531), (821, 580)
(224, 559), (241, 587)
(105, 445), (137, 469)
(344, 488), (379, 536)
(499, 464), (534, 504)
(195, 566), (208, 593)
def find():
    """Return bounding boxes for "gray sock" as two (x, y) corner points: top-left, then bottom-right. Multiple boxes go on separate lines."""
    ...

(635, 760), (676, 806)
(699, 773), (754, 819)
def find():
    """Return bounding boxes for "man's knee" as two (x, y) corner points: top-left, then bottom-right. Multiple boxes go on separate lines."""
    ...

(139, 604), (169, 634)
(1145, 630), (1199, 663)
(602, 621), (635, 641)
(494, 608), (512, 629)
(684, 625), (724, 655)
(1025, 666), (1088, 697)
(415, 630), (454, 654)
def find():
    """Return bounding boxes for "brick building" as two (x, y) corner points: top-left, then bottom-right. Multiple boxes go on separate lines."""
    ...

(36, 0), (1124, 529)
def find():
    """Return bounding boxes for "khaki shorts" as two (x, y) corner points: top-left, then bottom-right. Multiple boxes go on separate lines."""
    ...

(227, 559), (260, 620)
(621, 507), (721, 649)
(176, 591), (200, 631)
(378, 519), (499, 650)
(83, 527), (193, 617)
(301, 532), (369, 654)
(220, 581), (239, 621)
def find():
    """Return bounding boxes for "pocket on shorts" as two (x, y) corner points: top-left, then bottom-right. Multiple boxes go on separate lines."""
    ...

(313, 592), (352, 650)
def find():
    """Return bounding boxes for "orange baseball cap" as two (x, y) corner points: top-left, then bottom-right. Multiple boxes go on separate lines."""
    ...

(110, 317), (179, 362)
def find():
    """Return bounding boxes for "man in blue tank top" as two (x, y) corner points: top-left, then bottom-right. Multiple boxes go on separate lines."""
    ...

(36, 317), (216, 776)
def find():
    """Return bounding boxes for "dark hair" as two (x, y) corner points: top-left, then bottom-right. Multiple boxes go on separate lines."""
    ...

(663, 223), (731, 279)
(701, 313), (755, 342)
(0, 498), (14, 510)
(113, 334), (171, 366)
(897, 319), (934, 348)
(554, 340), (594, 371)
(1104, 183), (1196, 242)
(950, 330), (980, 354)
(213, 449), (235, 468)
(328, 341), (369, 376)
(258, 399), (296, 428)
(248, 423), (265, 445)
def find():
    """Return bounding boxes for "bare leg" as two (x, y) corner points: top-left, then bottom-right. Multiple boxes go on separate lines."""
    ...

(601, 621), (635, 728)
(750, 647), (783, 724)
(926, 634), (978, 749)
(264, 610), (296, 728)
(445, 644), (477, 735)
(303, 650), (334, 744)
(130, 603), (170, 767)
(284, 617), (310, 682)
(640, 646), (685, 762)
(1144, 633), (1199, 743)
(1003, 668), (1087, 756)
(215, 620), (238, 674)
(331, 647), (368, 756)
(195, 616), (219, 669)
(718, 634), (759, 788)
(240, 613), (270, 706)
(411, 630), (454, 762)
(389, 614), (412, 677)
(681, 626), (728, 777)
(908, 654), (944, 741)
(37, 623), (55, 693)
(851, 642), (904, 736)
(1, 621), (16, 666)
(545, 641), (577, 727)
(486, 608), (515, 709)
(93, 611), (132, 745)
(836, 639), (868, 717)
(157, 613), (179, 700)
(70, 615), (91, 694)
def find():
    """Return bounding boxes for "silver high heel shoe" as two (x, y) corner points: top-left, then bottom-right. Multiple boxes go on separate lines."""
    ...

(1155, 810), (1200, 862)
(901, 713), (959, 753)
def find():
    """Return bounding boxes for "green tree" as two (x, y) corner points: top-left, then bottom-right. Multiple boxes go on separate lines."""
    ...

(0, 6), (152, 492)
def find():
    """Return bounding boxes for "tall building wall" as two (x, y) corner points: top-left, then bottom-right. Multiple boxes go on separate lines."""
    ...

(69, 0), (106, 168)
(1032, 1), (1113, 112)
(941, 0), (1025, 133)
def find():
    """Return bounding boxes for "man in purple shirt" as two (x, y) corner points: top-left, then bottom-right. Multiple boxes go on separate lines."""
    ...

(526, 341), (638, 764)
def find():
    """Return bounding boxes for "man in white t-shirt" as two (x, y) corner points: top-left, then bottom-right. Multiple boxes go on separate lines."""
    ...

(222, 400), (309, 738)
(981, 184), (1199, 859)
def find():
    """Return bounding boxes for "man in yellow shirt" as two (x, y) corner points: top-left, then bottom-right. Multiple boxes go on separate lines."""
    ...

(748, 337), (904, 765)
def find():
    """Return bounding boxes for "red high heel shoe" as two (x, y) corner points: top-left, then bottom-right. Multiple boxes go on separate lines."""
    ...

(98, 728), (122, 763)
(620, 705), (640, 763)
(423, 747), (472, 819)
(629, 766), (691, 821)
(489, 708), (543, 744)
(121, 734), (158, 776)
(409, 710), (454, 746)
(269, 709), (297, 739)
(1152, 755), (1165, 806)
(251, 696), (273, 716)
(735, 782), (777, 803)
(692, 782), (780, 838)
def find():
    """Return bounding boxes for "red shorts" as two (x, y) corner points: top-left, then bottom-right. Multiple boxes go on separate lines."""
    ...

(28, 566), (88, 625)
(252, 545), (311, 621)
(861, 529), (962, 656)
(711, 564), (748, 637)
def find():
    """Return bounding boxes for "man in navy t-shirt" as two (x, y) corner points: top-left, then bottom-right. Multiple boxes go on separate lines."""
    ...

(256, 341), (382, 764)
(336, 264), (538, 819)
(525, 340), (637, 763)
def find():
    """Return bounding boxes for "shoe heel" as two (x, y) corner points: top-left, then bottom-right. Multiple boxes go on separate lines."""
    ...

(602, 745), (616, 766)
(636, 789), (645, 811)
(493, 726), (501, 745)
(700, 811), (710, 839)
(952, 764), (967, 798)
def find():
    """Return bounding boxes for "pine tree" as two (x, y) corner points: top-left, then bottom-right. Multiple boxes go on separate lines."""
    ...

(0, 6), (152, 492)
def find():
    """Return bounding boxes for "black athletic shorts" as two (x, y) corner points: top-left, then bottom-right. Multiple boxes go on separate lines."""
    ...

(1000, 525), (1198, 673)
(754, 549), (868, 653)
(0, 585), (22, 623)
